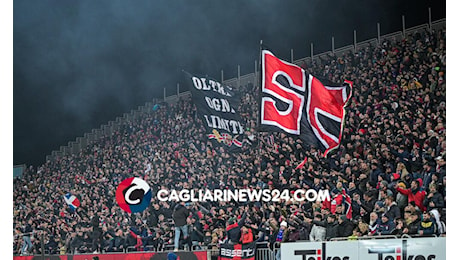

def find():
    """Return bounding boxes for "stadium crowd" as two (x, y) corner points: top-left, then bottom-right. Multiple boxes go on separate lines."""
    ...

(13, 26), (446, 255)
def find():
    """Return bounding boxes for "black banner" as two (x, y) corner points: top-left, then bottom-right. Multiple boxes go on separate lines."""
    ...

(218, 242), (256, 260)
(185, 71), (245, 149)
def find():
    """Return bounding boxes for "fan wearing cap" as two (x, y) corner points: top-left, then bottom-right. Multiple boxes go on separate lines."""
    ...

(395, 179), (427, 212)
(267, 218), (290, 256)
(226, 211), (247, 244)
(270, 220), (289, 260)
(377, 213), (396, 235)
(337, 215), (354, 237)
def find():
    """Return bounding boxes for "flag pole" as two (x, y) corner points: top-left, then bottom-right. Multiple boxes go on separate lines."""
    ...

(257, 40), (263, 178)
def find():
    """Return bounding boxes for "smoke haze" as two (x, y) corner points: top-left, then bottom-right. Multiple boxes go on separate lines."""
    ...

(13, 0), (446, 166)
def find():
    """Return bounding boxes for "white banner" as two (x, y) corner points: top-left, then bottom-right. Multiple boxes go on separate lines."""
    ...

(359, 237), (445, 260)
(281, 237), (445, 260)
(281, 240), (359, 260)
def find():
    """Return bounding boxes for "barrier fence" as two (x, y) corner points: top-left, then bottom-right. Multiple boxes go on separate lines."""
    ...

(13, 236), (445, 259)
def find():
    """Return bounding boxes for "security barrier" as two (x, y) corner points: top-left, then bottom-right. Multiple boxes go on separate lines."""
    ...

(14, 251), (208, 260)
(14, 237), (446, 260)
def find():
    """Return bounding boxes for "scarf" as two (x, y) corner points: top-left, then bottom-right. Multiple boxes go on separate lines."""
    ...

(276, 229), (284, 242)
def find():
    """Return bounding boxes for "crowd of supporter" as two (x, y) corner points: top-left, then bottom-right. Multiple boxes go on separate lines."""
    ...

(13, 26), (446, 255)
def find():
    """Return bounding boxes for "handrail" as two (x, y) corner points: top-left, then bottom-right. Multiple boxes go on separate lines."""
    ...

(329, 235), (398, 241)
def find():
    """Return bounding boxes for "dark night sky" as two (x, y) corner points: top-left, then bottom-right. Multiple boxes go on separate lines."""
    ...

(13, 0), (446, 167)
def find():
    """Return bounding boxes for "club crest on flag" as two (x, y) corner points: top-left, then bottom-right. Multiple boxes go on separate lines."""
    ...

(208, 129), (243, 147)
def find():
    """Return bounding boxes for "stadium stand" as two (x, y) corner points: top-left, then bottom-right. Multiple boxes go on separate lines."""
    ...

(13, 21), (445, 257)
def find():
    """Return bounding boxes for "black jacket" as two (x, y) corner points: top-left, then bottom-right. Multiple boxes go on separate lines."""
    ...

(424, 192), (445, 211)
(407, 218), (421, 235)
(110, 235), (126, 252)
(191, 222), (204, 242)
(226, 212), (247, 243)
(361, 198), (376, 214)
(385, 203), (401, 221)
(312, 220), (339, 240)
(173, 204), (190, 227)
(337, 219), (354, 237)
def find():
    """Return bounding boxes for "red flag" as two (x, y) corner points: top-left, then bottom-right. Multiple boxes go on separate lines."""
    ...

(295, 156), (308, 170)
(259, 49), (352, 157)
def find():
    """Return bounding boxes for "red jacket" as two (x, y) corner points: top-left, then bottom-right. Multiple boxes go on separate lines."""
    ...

(240, 228), (253, 244)
(328, 189), (353, 219)
(396, 186), (427, 212)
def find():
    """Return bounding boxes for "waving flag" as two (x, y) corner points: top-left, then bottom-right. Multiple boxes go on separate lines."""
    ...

(64, 193), (80, 211)
(184, 71), (245, 150)
(259, 49), (352, 156)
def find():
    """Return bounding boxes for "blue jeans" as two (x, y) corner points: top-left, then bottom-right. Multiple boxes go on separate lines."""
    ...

(174, 225), (188, 250)
(21, 236), (32, 254)
(192, 241), (201, 250)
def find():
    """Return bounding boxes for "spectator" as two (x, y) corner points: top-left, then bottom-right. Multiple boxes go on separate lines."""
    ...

(108, 229), (125, 252)
(361, 191), (377, 217)
(240, 226), (254, 244)
(226, 210), (247, 244)
(190, 216), (204, 250)
(12, 26), (446, 254)
(20, 219), (33, 255)
(90, 211), (103, 253)
(337, 215), (354, 237)
(309, 214), (326, 241)
(377, 214), (396, 235)
(384, 196), (401, 221)
(423, 183), (445, 212)
(407, 212), (422, 235)
(418, 211), (436, 236)
(368, 212), (380, 236)
(392, 218), (408, 236)
(395, 180), (427, 212)
(172, 202), (190, 251)
(312, 214), (339, 240)
(272, 220), (289, 260)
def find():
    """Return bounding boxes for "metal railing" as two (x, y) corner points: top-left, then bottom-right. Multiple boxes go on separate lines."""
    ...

(14, 235), (446, 258)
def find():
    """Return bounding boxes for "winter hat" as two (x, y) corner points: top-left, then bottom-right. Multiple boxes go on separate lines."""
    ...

(228, 217), (237, 225)
(398, 182), (407, 189)
(167, 252), (178, 260)
(280, 221), (288, 227)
